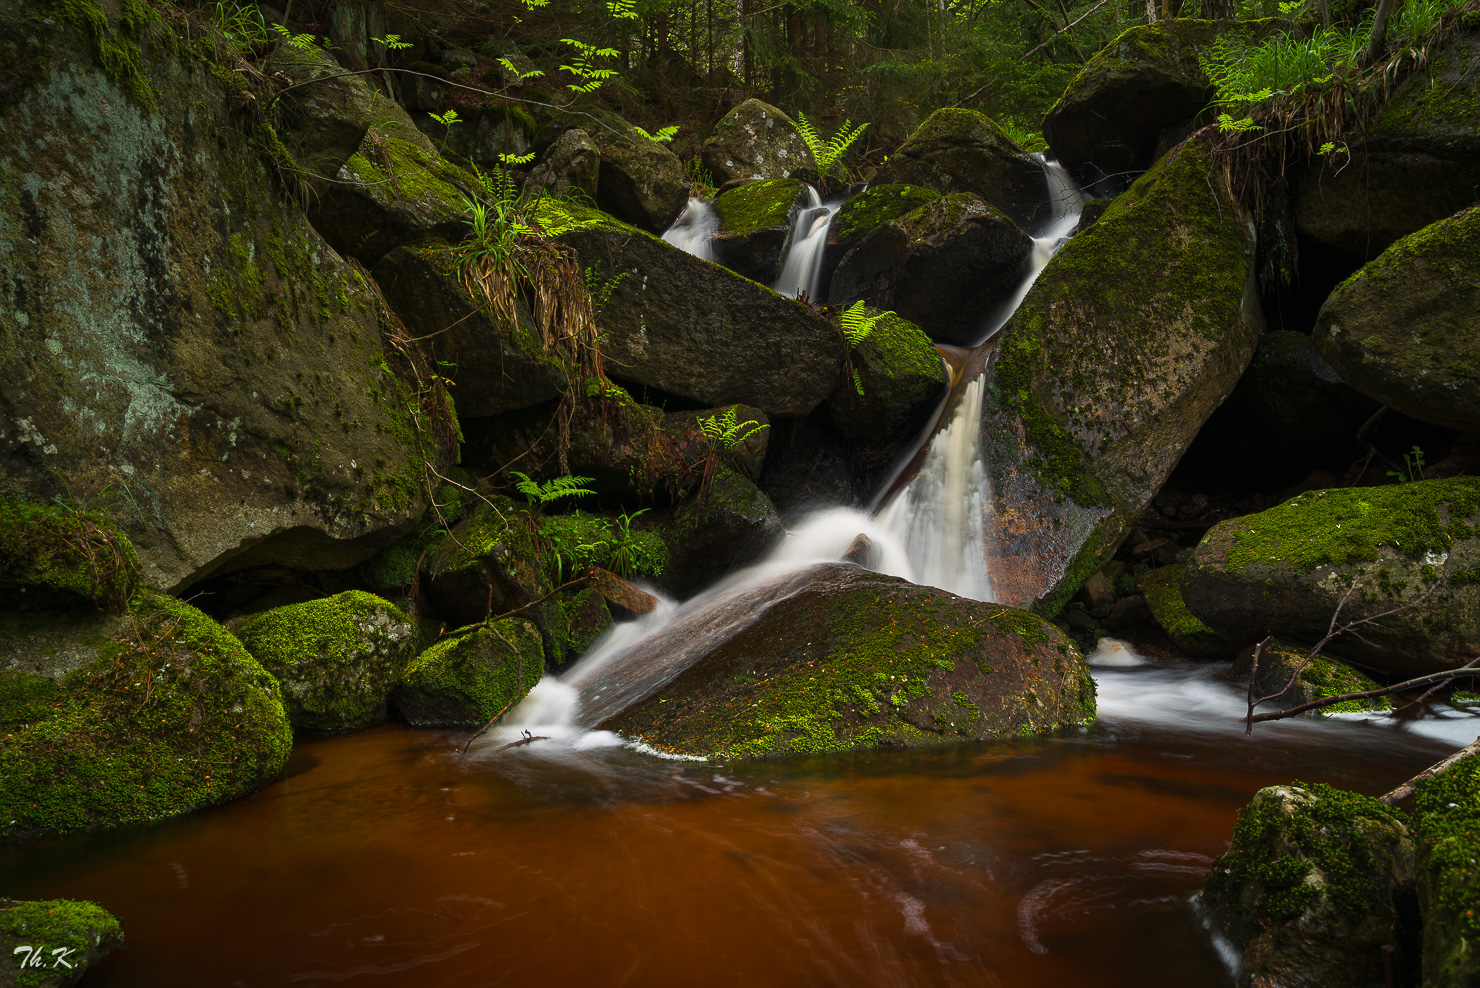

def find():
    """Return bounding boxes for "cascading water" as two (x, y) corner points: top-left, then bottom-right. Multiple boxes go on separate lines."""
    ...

(773, 187), (842, 300)
(662, 197), (719, 261)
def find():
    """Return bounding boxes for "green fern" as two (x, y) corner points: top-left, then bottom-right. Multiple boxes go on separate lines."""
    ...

(795, 112), (869, 180)
(269, 22), (319, 51)
(510, 471), (596, 507)
(497, 57), (545, 81)
(633, 124), (680, 143)
(840, 301), (888, 349)
(561, 39), (622, 94)
(697, 406), (769, 453)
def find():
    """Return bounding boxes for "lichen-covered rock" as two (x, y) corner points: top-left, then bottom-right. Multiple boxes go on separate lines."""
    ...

(701, 98), (814, 185)
(532, 199), (845, 417)
(422, 499), (551, 629)
(1414, 755), (1480, 988)
(873, 109), (1045, 228)
(1314, 206), (1480, 433)
(982, 136), (1261, 613)
(391, 618), (543, 727)
(571, 108), (689, 232)
(0, 595), (292, 841)
(0, 4), (433, 593)
(1184, 479), (1480, 679)
(828, 193), (1032, 345)
(527, 126), (599, 200)
(711, 179), (811, 283)
(372, 245), (569, 416)
(1137, 564), (1229, 658)
(1233, 638), (1391, 715)
(593, 564), (1094, 758)
(1197, 783), (1416, 988)
(825, 311), (948, 470)
(233, 591), (415, 734)
(656, 466), (783, 595)
(1297, 26), (1480, 259)
(820, 184), (941, 296)
(0, 897), (124, 987)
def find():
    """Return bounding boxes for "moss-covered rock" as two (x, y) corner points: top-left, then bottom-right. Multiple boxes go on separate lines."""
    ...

(982, 135), (1260, 614)
(269, 43), (375, 188)
(0, 500), (139, 610)
(422, 498), (552, 629)
(564, 108), (689, 232)
(828, 193), (1032, 345)
(527, 127), (599, 200)
(391, 618), (543, 727)
(825, 311), (948, 470)
(711, 179), (811, 283)
(1183, 478), (1480, 678)
(820, 184), (941, 293)
(1197, 783), (1416, 988)
(1414, 755), (1480, 987)
(1314, 205), (1480, 433)
(0, 897), (124, 987)
(0, 595), (292, 841)
(701, 98), (814, 185)
(594, 564), (1094, 758)
(1137, 564), (1229, 658)
(1233, 638), (1391, 715)
(654, 465), (783, 595)
(233, 591), (415, 734)
(547, 587), (612, 665)
(874, 109), (1045, 228)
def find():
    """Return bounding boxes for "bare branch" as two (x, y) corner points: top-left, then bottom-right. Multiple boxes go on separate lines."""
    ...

(1249, 657), (1480, 725)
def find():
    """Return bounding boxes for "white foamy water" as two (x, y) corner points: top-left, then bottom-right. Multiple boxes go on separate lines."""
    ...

(1086, 638), (1149, 668)
(774, 186), (840, 301)
(662, 197), (719, 260)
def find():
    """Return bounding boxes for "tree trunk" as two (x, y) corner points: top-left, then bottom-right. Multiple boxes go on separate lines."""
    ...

(1364, 0), (1399, 65)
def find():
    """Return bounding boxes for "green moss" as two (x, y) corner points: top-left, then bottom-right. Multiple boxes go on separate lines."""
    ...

(852, 310), (945, 396)
(712, 179), (804, 236)
(0, 595), (292, 841)
(0, 898), (123, 986)
(530, 196), (638, 238)
(346, 136), (473, 212)
(831, 184), (941, 242)
(0, 499), (140, 609)
(52, 0), (158, 110)
(1414, 756), (1480, 985)
(0, 671), (60, 730)
(395, 618), (543, 725)
(1139, 564), (1226, 655)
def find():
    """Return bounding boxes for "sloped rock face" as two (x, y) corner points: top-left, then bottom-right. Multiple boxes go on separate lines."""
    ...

(571, 108), (690, 232)
(711, 178), (810, 283)
(1183, 479), (1480, 679)
(874, 109), (1047, 228)
(701, 98), (815, 185)
(533, 200), (845, 417)
(0, 3), (430, 593)
(982, 137), (1261, 613)
(1314, 206), (1480, 434)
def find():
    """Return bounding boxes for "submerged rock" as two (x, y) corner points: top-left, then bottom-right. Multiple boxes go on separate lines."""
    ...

(1314, 205), (1480, 434)
(1198, 783), (1417, 988)
(0, 898), (125, 986)
(596, 564), (1094, 759)
(701, 98), (814, 185)
(1414, 755), (1480, 987)
(711, 178), (811, 283)
(1183, 478), (1480, 678)
(233, 591), (416, 734)
(391, 618), (544, 727)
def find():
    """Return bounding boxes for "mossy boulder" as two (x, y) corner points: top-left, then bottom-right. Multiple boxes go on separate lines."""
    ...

(532, 199), (845, 417)
(654, 465), (783, 595)
(820, 184), (941, 295)
(269, 43), (376, 188)
(1233, 638), (1391, 715)
(1137, 564), (1229, 658)
(0, 897), (124, 987)
(422, 498), (552, 629)
(701, 98), (814, 185)
(233, 591), (415, 734)
(592, 564), (1094, 758)
(1297, 26), (1480, 259)
(825, 311), (948, 470)
(828, 193), (1032, 346)
(567, 108), (689, 232)
(873, 109), (1046, 228)
(1414, 755), (1480, 987)
(982, 136), (1261, 614)
(372, 244), (569, 416)
(391, 618), (544, 727)
(1183, 478), (1480, 678)
(1313, 206), (1480, 433)
(711, 179), (811, 283)
(0, 4), (433, 592)
(0, 500), (139, 610)
(1197, 783), (1417, 988)
(528, 127), (600, 200)
(547, 587), (612, 665)
(0, 595), (292, 841)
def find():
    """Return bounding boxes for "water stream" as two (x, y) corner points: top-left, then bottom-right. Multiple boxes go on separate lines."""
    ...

(661, 197), (720, 261)
(773, 187), (842, 301)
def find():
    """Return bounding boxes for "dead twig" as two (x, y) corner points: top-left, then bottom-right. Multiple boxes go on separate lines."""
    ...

(487, 730), (550, 754)
(1250, 656), (1480, 725)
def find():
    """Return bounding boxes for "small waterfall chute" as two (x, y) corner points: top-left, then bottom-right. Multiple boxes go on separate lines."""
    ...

(773, 186), (842, 302)
(662, 197), (719, 261)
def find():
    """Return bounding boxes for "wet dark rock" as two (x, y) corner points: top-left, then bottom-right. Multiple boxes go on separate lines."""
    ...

(842, 534), (877, 567)
(271, 45), (375, 187)
(1103, 594), (1150, 630)
(567, 108), (690, 232)
(391, 618), (544, 728)
(758, 415), (864, 518)
(422, 498), (553, 629)
(528, 127), (600, 200)
(701, 98), (814, 185)
(1136, 564), (1229, 658)
(711, 179), (811, 283)
(820, 184), (942, 297)
(588, 568), (658, 615)
(825, 311), (948, 470)
(654, 466), (783, 595)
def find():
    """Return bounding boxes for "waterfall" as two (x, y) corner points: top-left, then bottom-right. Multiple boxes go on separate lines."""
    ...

(773, 187), (841, 301)
(662, 197), (719, 261)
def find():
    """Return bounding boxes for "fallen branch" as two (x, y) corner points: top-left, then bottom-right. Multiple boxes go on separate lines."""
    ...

(487, 731), (550, 754)
(1381, 735), (1480, 804)
(1249, 656), (1480, 725)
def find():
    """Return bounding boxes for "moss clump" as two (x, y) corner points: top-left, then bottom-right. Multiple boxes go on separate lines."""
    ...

(0, 499), (140, 610)
(345, 135), (473, 213)
(51, 0), (158, 110)
(1415, 756), (1480, 986)
(1139, 564), (1226, 656)
(712, 179), (805, 236)
(0, 897), (125, 987)
(0, 671), (59, 731)
(0, 595), (292, 841)
(832, 184), (941, 242)
(392, 618), (544, 727)
(548, 587), (612, 665)
(1221, 478), (1480, 575)
(233, 591), (414, 734)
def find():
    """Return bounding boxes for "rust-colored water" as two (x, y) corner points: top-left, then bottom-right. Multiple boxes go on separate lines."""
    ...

(2, 665), (1469, 988)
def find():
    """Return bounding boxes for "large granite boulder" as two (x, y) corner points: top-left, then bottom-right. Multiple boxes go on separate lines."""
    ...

(1197, 783), (1417, 988)
(1414, 755), (1480, 988)
(982, 136), (1262, 613)
(1183, 478), (1480, 678)
(0, 3), (432, 593)
(568, 108), (690, 232)
(710, 179), (811, 283)
(828, 193), (1032, 345)
(873, 109), (1046, 228)
(592, 564), (1095, 758)
(1137, 564), (1229, 658)
(701, 98), (815, 185)
(825, 311), (949, 470)
(1314, 206), (1480, 434)
(820, 184), (942, 297)
(391, 618), (544, 727)
(0, 898), (125, 987)
(532, 199), (845, 417)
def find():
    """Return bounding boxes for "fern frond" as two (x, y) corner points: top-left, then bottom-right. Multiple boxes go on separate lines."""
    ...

(840, 301), (889, 349)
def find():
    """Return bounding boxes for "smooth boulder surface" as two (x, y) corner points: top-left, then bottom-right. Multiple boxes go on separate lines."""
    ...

(710, 179), (811, 283)
(874, 108), (1047, 228)
(0, 898), (125, 987)
(1414, 756), (1480, 988)
(820, 184), (942, 296)
(828, 193), (1032, 346)
(1314, 206), (1480, 434)
(233, 591), (416, 734)
(533, 200), (845, 417)
(594, 564), (1095, 758)
(1198, 783), (1417, 988)
(825, 311), (949, 470)
(0, 6), (431, 592)
(982, 137), (1262, 613)
(1183, 478), (1480, 678)
(701, 99), (815, 185)
(392, 618), (544, 728)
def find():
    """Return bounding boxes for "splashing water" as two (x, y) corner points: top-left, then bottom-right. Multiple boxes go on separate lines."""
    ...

(662, 197), (719, 261)
(774, 187), (842, 301)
